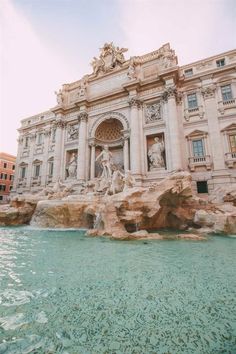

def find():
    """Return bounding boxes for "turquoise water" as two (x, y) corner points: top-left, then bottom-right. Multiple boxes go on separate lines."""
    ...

(0, 228), (235, 354)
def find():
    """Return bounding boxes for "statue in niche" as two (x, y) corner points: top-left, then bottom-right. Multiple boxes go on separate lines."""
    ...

(148, 137), (165, 170)
(95, 145), (113, 179)
(67, 125), (78, 140)
(66, 153), (77, 178)
(55, 89), (63, 105)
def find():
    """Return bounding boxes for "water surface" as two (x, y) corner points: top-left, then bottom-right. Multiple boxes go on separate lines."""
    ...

(0, 227), (235, 353)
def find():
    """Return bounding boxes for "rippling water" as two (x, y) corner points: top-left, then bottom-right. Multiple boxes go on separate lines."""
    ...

(0, 227), (235, 353)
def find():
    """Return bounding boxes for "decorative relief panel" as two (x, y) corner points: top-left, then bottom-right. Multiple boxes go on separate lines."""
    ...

(67, 123), (79, 141)
(145, 102), (162, 123)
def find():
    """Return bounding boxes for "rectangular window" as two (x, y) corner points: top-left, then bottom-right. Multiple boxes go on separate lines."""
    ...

(51, 129), (56, 142)
(192, 139), (204, 157)
(229, 134), (236, 153)
(3, 162), (7, 168)
(25, 137), (29, 148)
(187, 93), (198, 109)
(197, 181), (208, 194)
(216, 58), (225, 67)
(0, 185), (6, 191)
(21, 167), (26, 179)
(4, 174), (8, 180)
(10, 175), (14, 181)
(48, 162), (54, 176)
(35, 164), (40, 177)
(10, 186), (13, 191)
(0, 173), (3, 179)
(0, 196), (3, 201)
(12, 165), (15, 170)
(184, 68), (193, 77)
(221, 85), (233, 102)
(37, 133), (44, 144)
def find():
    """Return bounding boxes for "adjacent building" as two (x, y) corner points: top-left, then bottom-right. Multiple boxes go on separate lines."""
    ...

(0, 153), (16, 202)
(13, 43), (236, 195)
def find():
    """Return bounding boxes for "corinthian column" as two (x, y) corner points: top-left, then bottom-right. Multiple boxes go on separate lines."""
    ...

(89, 140), (96, 180)
(129, 97), (142, 175)
(77, 111), (88, 181)
(163, 86), (182, 171)
(53, 117), (65, 182)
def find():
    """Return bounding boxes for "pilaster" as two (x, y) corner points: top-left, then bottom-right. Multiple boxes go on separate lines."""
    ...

(129, 97), (142, 176)
(162, 85), (182, 171)
(53, 116), (65, 182)
(77, 111), (88, 181)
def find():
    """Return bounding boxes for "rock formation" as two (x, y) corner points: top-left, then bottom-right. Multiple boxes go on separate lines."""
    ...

(1, 171), (235, 240)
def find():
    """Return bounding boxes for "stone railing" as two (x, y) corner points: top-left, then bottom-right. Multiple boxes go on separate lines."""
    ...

(225, 152), (236, 168)
(184, 105), (204, 121)
(218, 98), (236, 115)
(188, 155), (212, 171)
(222, 98), (235, 106)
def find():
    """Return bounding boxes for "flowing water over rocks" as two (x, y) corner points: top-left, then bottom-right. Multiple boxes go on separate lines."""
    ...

(0, 227), (235, 353)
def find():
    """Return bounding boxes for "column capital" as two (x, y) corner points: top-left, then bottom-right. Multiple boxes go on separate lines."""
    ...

(78, 111), (88, 122)
(54, 119), (66, 129)
(201, 85), (216, 99)
(128, 97), (142, 108)
(162, 86), (177, 102)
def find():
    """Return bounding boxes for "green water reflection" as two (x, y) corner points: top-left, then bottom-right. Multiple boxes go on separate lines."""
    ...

(0, 227), (235, 353)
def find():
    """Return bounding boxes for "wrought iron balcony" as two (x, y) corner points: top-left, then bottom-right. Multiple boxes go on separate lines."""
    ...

(188, 155), (212, 172)
(225, 152), (236, 168)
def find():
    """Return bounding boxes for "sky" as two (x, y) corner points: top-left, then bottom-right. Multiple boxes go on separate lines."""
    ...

(0, 0), (236, 155)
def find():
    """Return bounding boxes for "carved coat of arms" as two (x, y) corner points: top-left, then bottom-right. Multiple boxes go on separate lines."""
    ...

(91, 42), (128, 76)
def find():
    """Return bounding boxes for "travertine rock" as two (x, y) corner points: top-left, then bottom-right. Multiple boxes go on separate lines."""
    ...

(1, 171), (236, 239)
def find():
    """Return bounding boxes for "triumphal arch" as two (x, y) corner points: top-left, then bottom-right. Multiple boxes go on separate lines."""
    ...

(14, 42), (236, 195)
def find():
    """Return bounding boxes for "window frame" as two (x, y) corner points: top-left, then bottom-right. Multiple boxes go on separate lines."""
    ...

(187, 93), (198, 109)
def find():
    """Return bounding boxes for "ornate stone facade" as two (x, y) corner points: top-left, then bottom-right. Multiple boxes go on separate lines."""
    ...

(13, 43), (236, 195)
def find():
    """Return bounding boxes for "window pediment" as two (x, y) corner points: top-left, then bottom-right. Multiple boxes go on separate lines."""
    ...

(185, 129), (208, 138)
(221, 123), (236, 132)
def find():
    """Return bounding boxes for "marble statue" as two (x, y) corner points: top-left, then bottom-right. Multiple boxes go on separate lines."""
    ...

(123, 170), (136, 190)
(78, 75), (89, 97)
(127, 58), (137, 80)
(55, 89), (63, 105)
(67, 153), (77, 178)
(95, 145), (113, 179)
(110, 167), (124, 194)
(148, 137), (165, 170)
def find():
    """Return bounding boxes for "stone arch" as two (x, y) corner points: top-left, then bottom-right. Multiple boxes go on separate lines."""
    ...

(89, 111), (129, 138)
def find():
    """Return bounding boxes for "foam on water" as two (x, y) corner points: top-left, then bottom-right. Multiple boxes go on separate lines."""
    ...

(0, 227), (235, 353)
